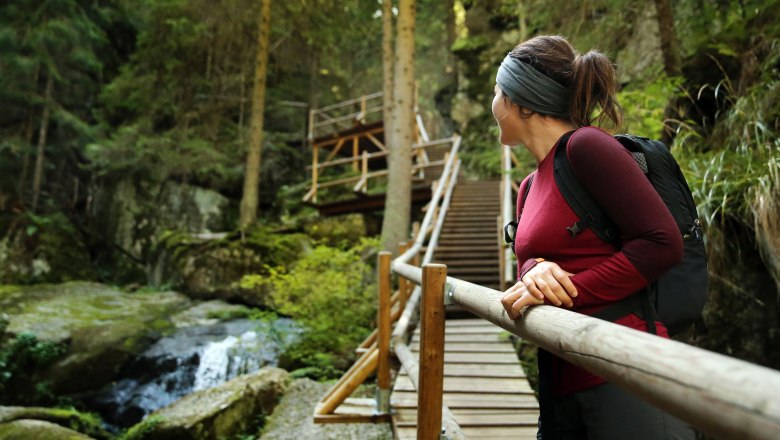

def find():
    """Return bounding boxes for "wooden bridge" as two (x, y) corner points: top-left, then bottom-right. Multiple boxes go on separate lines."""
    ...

(306, 95), (780, 439)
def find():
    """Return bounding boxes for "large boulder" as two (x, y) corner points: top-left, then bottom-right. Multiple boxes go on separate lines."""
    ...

(0, 282), (191, 396)
(94, 179), (231, 263)
(131, 367), (288, 440)
(0, 419), (95, 440)
(0, 406), (110, 439)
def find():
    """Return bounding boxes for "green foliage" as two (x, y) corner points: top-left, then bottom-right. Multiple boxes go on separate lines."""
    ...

(618, 75), (683, 139)
(0, 332), (67, 405)
(304, 214), (367, 247)
(242, 237), (379, 379)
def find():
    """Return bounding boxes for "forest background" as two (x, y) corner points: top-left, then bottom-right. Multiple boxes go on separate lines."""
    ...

(1, 0), (780, 435)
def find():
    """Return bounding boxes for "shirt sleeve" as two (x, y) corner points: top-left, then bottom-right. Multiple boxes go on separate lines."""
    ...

(565, 127), (683, 307)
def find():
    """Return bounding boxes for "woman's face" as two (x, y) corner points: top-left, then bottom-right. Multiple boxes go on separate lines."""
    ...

(492, 86), (521, 146)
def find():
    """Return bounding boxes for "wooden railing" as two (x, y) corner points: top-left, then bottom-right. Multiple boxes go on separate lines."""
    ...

(394, 271), (780, 439)
(303, 137), (451, 203)
(304, 92), (433, 204)
(308, 92), (384, 142)
(313, 135), (464, 438)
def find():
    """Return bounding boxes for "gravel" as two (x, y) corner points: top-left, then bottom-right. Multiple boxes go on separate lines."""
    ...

(260, 378), (393, 440)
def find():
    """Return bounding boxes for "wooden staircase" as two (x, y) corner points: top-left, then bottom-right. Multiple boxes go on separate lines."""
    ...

(434, 180), (502, 290)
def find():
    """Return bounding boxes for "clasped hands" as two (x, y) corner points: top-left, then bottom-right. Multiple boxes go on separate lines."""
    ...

(500, 260), (578, 319)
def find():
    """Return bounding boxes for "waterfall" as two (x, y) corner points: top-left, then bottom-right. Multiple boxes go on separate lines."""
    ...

(90, 318), (299, 429)
(193, 330), (265, 391)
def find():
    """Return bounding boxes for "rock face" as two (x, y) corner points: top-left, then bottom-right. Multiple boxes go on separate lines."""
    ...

(94, 179), (231, 262)
(0, 282), (191, 395)
(0, 419), (95, 440)
(133, 367), (289, 440)
(260, 379), (393, 440)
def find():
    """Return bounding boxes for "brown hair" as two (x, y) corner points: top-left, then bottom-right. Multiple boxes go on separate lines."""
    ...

(508, 35), (623, 129)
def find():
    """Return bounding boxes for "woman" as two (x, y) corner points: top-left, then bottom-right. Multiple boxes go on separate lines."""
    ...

(496, 35), (695, 439)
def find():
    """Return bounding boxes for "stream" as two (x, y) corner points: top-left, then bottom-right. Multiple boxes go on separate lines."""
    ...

(88, 317), (299, 429)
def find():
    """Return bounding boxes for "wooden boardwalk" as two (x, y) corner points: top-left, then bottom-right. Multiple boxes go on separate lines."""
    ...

(391, 319), (539, 439)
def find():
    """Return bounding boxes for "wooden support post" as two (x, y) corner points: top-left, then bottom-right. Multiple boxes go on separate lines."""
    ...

(312, 145), (319, 203)
(361, 150), (368, 192)
(308, 109), (315, 145)
(377, 251), (392, 413)
(418, 264), (447, 440)
(398, 242), (411, 312)
(352, 136), (359, 172)
(498, 215), (506, 291)
(412, 221), (421, 242)
(360, 95), (367, 123)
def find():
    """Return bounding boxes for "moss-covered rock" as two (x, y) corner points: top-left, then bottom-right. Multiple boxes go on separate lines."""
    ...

(0, 282), (191, 396)
(169, 300), (251, 328)
(130, 367), (288, 440)
(0, 406), (110, 439)
(153, 227), (310, 307)
(0, 419), (95, 440)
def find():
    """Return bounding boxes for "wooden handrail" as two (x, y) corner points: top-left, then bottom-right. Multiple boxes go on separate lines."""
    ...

(389, 264), (780, 440)
(305, 139), (448, 171)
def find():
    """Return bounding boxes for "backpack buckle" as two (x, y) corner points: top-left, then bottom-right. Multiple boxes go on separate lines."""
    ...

(504, 221), (518, 244)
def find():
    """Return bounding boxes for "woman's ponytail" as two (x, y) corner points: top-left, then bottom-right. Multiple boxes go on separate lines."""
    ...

(570, 50), (623, 129)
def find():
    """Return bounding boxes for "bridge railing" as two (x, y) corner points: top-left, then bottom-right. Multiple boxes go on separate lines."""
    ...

(312, 135), (464, 437)
(303, 137), (451, 203)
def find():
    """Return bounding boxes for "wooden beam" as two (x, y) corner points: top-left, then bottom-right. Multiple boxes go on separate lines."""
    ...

(366, 132), (386, 151)
(325, 138), (347, 162)
(316, 347), (379, 416)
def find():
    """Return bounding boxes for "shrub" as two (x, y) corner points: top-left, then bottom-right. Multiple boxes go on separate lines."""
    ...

(0, 332), (67, 405)
(242, 238), (379, 379)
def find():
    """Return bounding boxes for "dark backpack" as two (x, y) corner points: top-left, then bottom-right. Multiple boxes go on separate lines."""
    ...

(507, 131), (709, 335)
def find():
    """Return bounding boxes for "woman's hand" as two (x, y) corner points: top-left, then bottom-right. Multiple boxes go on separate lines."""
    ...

(501, 281), (545, 319)
(522, 261), (578, 308)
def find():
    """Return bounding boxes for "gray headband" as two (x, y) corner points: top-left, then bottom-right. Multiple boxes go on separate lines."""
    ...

(496, 55), (570, 118)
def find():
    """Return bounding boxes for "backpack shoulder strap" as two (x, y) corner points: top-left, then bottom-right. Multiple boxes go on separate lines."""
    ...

(520, 173), (534, 215)
(553, 131), (620, 247)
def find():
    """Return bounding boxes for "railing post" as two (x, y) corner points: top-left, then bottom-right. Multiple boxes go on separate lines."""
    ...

(352, 135), (359, 172)
(377, 251), (392, 414)
(312, 145), (319, 203)
(498, 214), (506, 291)
(418, 263), (447, 440)
(398, 242), (411, 311)
(362, 150), (369, 192)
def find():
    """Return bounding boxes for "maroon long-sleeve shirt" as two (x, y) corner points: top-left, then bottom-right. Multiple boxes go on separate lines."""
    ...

(514, 126), (683, 395)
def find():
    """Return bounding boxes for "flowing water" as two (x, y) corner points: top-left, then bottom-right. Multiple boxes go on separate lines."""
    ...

(90, 318), (299, 428)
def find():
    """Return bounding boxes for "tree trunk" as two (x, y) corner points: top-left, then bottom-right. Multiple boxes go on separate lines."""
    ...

(654, 0), (681, 77)
(653, 0), (681, 143)
(382, 0), (394, 151)
(381, 0), (416, 253)
(239, 0), (272, 228)
(31, 73), (53, 213)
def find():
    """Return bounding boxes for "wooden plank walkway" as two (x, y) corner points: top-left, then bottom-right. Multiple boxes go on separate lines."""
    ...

(391, 319), (539, 439)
